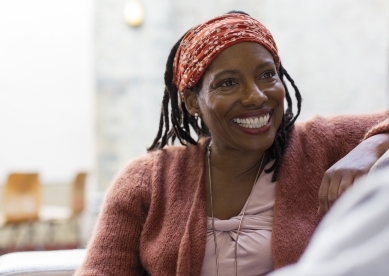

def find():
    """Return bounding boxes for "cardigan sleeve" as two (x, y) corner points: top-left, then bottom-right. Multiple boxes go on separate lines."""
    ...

(304, 111), (389, 166)
(332, 111), (389, 160)
(75, 157), (152, 276)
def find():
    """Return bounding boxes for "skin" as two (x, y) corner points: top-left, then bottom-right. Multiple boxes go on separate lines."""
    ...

(318, 132), (389, 214)
(184, 42), (389, 219)
(184, 42), (285, 219)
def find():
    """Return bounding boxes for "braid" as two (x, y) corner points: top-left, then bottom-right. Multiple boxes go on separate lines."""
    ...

(148, 20), (303, 183)
(280, 66), (293, 121)
(147, 35), (203, 151)
(264, 63), (302, 181)
(148, 88), (169, 150)
(282, 66), (302, 128)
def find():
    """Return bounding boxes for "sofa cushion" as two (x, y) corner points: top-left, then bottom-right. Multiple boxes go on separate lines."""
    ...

(0, 249), (86, 276)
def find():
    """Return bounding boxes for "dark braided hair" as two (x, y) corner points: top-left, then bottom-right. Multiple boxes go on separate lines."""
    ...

(148, 11), (302, 182)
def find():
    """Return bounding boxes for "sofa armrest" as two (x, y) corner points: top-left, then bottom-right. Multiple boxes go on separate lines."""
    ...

(0, 249), (86, 276)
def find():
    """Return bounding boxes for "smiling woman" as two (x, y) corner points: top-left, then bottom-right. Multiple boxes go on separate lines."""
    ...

(184, 42), (285, 157)
(75, 11), (389, 276)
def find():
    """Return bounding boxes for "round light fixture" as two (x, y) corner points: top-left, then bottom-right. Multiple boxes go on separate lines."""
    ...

(123, 0), (144, 27)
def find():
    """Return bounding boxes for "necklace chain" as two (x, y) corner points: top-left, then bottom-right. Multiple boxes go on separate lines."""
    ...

(207, 141), (265, 276)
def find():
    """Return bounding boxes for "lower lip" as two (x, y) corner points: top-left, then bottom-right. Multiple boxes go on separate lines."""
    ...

(234, 118), (272, 135)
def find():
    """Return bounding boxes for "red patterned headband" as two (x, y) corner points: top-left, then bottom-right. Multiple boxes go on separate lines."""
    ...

(173, 13), (280, 99)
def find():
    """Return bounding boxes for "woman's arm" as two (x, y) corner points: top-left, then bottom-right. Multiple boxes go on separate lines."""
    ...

(318, 117), (389, 214)
(75, 160), (150, 275)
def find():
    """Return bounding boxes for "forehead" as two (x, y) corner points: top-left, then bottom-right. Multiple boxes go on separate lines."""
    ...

(207, 42), (275, 72)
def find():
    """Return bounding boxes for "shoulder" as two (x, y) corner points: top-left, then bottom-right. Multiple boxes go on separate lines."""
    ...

(102, 139), (209, 213)
(286, 111), (389, 165)
(294, 114), (358, 136)
(288, 115), (333, 149)
(294, 115), (330, 135)
(294, 111), (389, 136)
(290, 112), (388, 145)
(114, 138), (209, 187)
(102, 143), (204, 209)
(129, 138), (208, 169)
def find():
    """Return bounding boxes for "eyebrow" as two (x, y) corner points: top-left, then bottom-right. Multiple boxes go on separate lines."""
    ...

(210, 60), (275, 81)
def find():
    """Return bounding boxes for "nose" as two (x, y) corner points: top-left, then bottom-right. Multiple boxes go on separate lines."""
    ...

(240, 83), (268, 107)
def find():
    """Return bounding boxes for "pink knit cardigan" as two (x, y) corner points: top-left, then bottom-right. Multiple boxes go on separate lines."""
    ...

(76, 113), (389, 276)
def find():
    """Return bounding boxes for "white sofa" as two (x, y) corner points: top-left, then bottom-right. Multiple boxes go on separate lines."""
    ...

(0, 151), (388, 276)
(0, 249), (86, 276)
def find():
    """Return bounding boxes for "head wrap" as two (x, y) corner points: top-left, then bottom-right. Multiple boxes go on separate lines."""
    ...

(173, 13), (280, 99)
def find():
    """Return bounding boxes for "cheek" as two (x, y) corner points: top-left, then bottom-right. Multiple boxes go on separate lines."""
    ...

(198, 99), (229, 133)
(273, 85), (285, 127)
(201, 105), (221, 126)
(276, 82), (286, 101)
(197, 97), (216, 125)
(274, 105), (284, 126)
(275, 83), (286, 109)
(198, 93), (222, 116)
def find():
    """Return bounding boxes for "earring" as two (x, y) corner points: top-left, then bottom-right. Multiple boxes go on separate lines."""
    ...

(194, 112), (199, 119)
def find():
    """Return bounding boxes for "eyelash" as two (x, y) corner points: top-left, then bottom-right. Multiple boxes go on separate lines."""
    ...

(219, 79), (237, 87)
(261, 71), (276, 79)
(218, 71), (276, 88)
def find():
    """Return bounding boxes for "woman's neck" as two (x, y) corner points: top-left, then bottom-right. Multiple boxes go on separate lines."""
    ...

(205, 139), (268, 219)
(208, 140), (267, 178)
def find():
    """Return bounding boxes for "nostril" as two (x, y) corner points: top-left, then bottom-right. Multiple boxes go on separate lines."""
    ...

(241, 89), (268, 106)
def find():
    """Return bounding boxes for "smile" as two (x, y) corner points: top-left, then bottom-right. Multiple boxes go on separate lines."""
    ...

(233, 113), (270, 129)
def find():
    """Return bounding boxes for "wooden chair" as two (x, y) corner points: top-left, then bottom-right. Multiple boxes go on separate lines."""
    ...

(39, 172), (87, 247)
(0, 173), (41, 248)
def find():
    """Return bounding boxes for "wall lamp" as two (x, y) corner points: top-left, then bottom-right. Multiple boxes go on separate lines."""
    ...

(123, 0), (144, 27)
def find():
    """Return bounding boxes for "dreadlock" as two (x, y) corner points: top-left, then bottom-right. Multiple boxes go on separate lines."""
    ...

(148, 12), (302, 182)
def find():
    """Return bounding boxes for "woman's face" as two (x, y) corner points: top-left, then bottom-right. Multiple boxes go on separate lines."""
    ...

(187, 42), (285, 153)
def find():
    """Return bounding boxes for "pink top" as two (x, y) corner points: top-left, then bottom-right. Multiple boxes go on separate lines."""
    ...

(201, 163), (276, 276)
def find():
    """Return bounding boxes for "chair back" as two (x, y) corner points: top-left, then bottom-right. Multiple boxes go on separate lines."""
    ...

(3, 173), (41, 223)
(71, 172), (86, 215)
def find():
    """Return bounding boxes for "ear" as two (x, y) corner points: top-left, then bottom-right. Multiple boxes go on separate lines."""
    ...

(183, 89), (200, 117)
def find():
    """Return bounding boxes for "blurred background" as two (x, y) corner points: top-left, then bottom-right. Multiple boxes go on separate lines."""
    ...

(0, 0), (388, 253)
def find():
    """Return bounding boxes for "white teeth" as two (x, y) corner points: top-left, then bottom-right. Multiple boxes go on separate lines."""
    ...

(233, 114), (270, 129)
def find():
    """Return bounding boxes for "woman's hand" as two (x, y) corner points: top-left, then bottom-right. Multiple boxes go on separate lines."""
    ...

(318, 133), (389, 214)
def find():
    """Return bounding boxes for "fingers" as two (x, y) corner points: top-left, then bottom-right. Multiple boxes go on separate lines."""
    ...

(317, 136), (387, 215)
(318, 173), (331, 214)
(318, 172), (355, 215)
(337, 174), (355, 197)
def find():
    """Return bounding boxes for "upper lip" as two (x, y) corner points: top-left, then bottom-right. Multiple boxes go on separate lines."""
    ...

(232, 108), (273, 119)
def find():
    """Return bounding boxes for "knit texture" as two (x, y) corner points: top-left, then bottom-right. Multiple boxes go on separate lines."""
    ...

(76, 112), (389, 276)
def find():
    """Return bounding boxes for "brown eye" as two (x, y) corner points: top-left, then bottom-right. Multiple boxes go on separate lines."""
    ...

(261, 71), (276, 79)
(220, 79), (237, 87)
